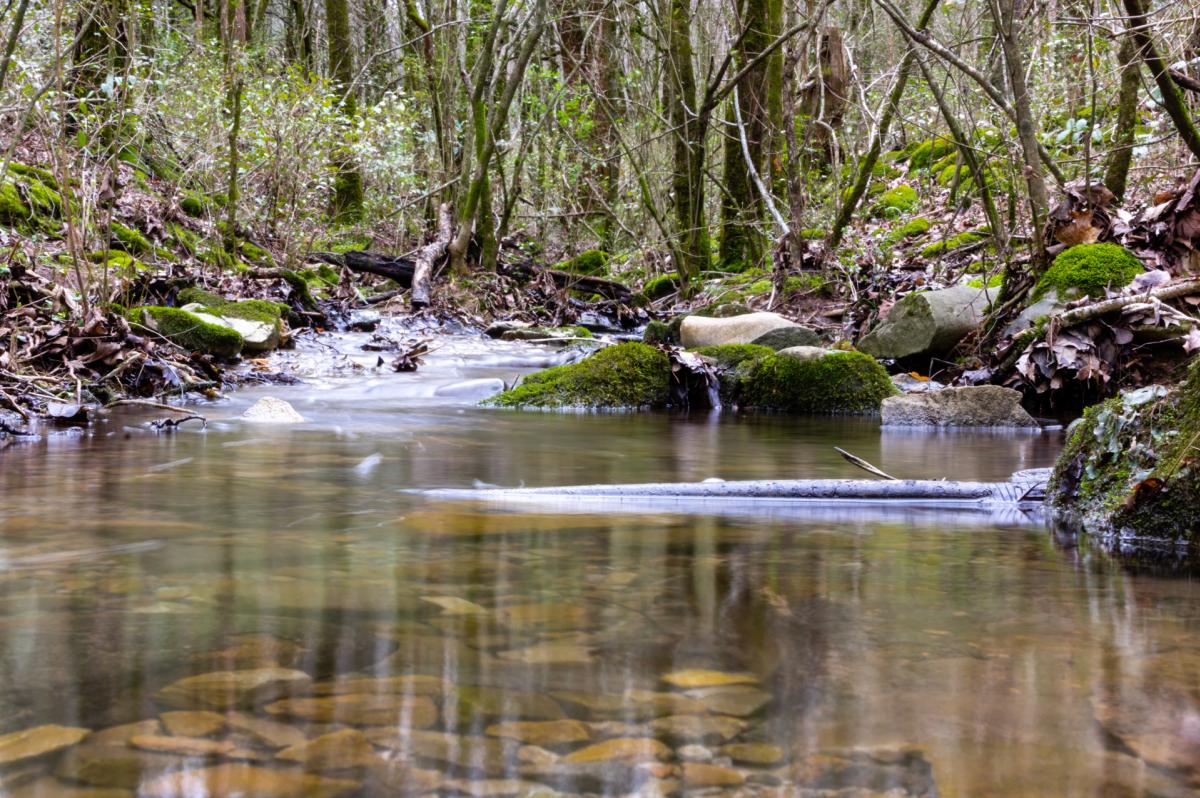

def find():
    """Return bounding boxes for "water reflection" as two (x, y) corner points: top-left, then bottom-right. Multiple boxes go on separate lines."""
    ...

(0, 387), (1196, 796)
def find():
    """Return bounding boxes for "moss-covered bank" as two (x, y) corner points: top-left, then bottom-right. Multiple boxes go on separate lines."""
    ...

(485, 342), (670, 409)
(1048, 362), (1200, 557)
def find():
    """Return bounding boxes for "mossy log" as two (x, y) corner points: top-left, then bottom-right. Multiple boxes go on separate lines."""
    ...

(310, 250), (416, 285)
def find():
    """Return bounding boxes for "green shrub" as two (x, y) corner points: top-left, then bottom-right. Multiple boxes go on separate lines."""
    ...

(485, 342), (669, 409)
(1033, 243), (1143, 300)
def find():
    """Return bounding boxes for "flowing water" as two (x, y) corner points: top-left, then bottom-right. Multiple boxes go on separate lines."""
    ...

(0, 326), (1197, 797)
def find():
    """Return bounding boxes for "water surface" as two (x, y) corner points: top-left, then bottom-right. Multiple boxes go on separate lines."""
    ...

(0, 331), (1196, 797)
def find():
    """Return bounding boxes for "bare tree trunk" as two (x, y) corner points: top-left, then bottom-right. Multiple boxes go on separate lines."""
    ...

(326, 0), (364, 222)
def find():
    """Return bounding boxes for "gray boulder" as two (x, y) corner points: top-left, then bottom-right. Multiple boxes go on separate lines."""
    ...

(750, 325), (820, 350)
(1003, 289), (1063, 338)
(881, 385), (1038, 427)
(680, 312), (799, 348)
(858, 286), (995, 360)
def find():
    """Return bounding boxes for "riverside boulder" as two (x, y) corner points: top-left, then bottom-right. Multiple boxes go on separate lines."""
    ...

(881, 386), (1039, 427)
(1048, 363), (1200, 555)
(858, 286), (995, 360)
(484, 343), (669, 410)
(680, 312), (802, 348)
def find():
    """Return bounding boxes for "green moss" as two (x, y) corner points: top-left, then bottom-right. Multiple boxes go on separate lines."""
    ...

(129, 306), (243, 358)
(740, 350), (897, 414)
(179, 191), (226, 217)
(694, 302), (751, 318)
(7, 162), (59, 188)
(167, 223), (200, 255)
(485, 342), (670, 409)
(282, 270), (318, 309)
(560, 249), (610, 276)
(315, 264), (340, 285)
(177, 287), (227, 307)
(921, 229), (990, 258)
(936, 164), (970, 187)
(783, 274), (826, 294)
(744, 279), (773, 295)
(200, 246), (236, 270)
(0, 183), (31, 224)
(643, 320), (673, 345)
(929, 154), (958, 175)
(692, 344), (773, 369)
(1033, 243), (1143, 300)
(110, 222), (152, 254)
(178, 287), (284, 325)
(907, 137), (955, 170)
(872, 184), (918, 217)
(643, 274), (680, 300)
(239, 241), (275, 266)
(966, 273), (1004, 289)
(888, 217), (931, 244)
(800, 227), (826, 240)
(1049, 365), (1200, 551)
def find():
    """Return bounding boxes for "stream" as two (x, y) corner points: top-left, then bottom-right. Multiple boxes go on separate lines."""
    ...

(0, 319), (1197, 797)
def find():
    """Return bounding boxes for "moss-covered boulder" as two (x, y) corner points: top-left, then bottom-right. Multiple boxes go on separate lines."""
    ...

(110, 222), (152, 254)
(1049, 364), (1200, 557)
(484, 342), (670, 410)
(129, 306), (244, 358)
(920, 229), (989, 258)
(871, 184), (918, 217)
(643, 274), (679, 300)
(560, 250), (610, 276)
(0, 163), (63, 232)
(176, 289), (286, 352)
(691, 344), (774, 369)
(739, 350), (897, 414)
(1034, 243), (1142, 300)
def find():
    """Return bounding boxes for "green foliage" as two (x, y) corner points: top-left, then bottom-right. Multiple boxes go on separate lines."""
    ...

(800, 228), (826, 240)
(110, 222), (152, 254)
(0, 183), (30, 224)
(485, 342), (670, 409)
(1034, 243), (1143, 300)
(741, 350), (897, 414)
(692, 344), (773, 368)
(921, 230), (989, 258)
(743, 279), (772, 295)
(936, 164), (969, 187)
(167, 223), (200, 255)
(7, 162), (59, 189)
(560, 249), (610, 276)
(239, 241), (275, 266)
(129, 306), (244, 358)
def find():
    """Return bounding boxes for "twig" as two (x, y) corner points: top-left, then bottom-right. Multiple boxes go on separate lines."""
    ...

(104, 399), (205, 418)
(835, 447), (899, 481)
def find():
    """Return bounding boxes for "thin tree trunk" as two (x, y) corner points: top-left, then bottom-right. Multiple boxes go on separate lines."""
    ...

(667, 0), (708, 286)
(326, 0), (364, 222)
(991, 0), (1048, 270)
(1104, 34), (1140, 201)
(1121, 0), (1200, 160)
(0, 0), (31, 92)
(223, 0), (247, 254)
(828, 0), (939, 250)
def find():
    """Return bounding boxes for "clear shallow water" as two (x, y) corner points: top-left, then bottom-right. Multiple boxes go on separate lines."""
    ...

(0, 331), (1196, 797)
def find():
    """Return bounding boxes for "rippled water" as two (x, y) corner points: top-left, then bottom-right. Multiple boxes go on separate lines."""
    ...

(0, 329), (1196, 797)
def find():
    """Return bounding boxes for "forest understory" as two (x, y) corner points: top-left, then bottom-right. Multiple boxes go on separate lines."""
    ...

(5, 0), (1200, 436)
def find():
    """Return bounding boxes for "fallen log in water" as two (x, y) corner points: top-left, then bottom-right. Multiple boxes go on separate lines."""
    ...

(310, 250), (416, 285)
(417, 468), (1051, 512)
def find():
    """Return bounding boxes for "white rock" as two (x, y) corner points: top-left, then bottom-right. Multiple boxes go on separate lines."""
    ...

(680, 312), (798, 348)
(242, 397), (305, 424)
(777, 346), (833, 362)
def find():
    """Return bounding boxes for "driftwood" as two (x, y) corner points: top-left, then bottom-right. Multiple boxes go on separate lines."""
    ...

(310, 251), (416, 285)
(418, 468), (1051, 508)
(995, 277), (1200, 377)
(411, 203), (453, 309)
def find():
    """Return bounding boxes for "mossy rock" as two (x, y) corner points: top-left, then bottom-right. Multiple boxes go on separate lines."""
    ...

(200, 247), (236, 271)
(743, 279), (772, 296)
(782, 274), (826, 294)
(179, 191), (225, 217)
(0, 165), (63, 232)
(871, 184), (918, 217)
(692, 344), (773, 369)
(167, 222), (201, 256)
(643, 274), (680, 300)
(888, 217), (931, 244)
(908, 137), (955, 170)
(238, 241), (276, 267)
(7, 162), (59, 189)
(936, 164), (970, 187)
(800, 227), (827, 240)
(0, 182), (29, 225)
(1048, 365), (1200, 555)
(740, 350), (897, 414)
(560, 249), (610, 276)
(1033, 243), (1142, 300)
(129, 306), (244, 358)
(88, 250), (145, 273)
(110, 222), (152, 254)
(178, 288), (285, 325)
(929, 153), (959, 175)
(642, 320), (672, 345)
(921, 230), (990, 258)
(485, 342), (670, 410)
